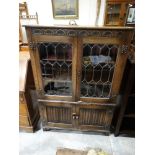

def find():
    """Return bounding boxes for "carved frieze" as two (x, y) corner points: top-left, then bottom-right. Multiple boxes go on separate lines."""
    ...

(31, 28), (124, 38)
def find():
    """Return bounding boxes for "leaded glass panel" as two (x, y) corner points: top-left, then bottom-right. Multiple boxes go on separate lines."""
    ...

(81, 44), (118, 98)
(38, 42), (72, 96)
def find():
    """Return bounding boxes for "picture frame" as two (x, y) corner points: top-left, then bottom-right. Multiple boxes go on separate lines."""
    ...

(125, 6), (135, 26)
(51, 0), (79, 19)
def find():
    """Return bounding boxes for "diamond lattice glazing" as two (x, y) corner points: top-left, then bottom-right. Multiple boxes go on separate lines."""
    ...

(38, 42), (72, 96)
(81, 44), (118, 98)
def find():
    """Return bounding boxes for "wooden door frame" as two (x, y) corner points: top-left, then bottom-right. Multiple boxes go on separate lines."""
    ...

(104, 2), (122, 26)
(104, 1), (134, 26)
(29, 35), (78, 102)
(76, 34), (132, 103)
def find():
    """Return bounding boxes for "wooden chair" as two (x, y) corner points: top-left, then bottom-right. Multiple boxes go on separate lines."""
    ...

(19, 2), (29, 16)
(19, 2), (39, 51)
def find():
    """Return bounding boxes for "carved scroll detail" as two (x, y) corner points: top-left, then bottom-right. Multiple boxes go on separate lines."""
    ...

(31, 28), (125, 38)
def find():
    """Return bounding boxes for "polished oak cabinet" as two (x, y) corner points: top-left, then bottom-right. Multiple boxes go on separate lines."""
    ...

(25, 25), (134, 134)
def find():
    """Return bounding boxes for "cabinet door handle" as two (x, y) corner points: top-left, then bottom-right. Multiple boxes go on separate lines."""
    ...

(75, 115), (79, 119)
(72, 113), (76, 120)
(72, 113), (79, 119)
(78, 71), (81, 79)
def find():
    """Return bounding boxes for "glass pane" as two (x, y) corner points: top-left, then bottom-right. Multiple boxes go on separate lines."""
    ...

(106, 4), (121, 25)
(106, 14), (120, 25)
(38, 42), (72, 96)
(81, 44), (118, 98)
(107, 4), (121, 14)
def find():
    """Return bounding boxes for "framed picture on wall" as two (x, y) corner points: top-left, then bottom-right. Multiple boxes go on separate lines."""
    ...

(51, 0), (79, 19)
(125, 6), (135, 26)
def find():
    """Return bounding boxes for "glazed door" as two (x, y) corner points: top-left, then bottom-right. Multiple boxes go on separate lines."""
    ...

(76, 37), (128, 103)
(33, 36), (77, 101)
(105, 3), (122, 26)
(105, 2), (129, 26)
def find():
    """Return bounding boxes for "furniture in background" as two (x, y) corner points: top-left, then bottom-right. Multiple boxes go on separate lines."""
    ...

(25, 25), (134, 134)
(19, 2), (29, 16)
(125, 5), (135, 26)
(19, 12), (39, 46)
(19, 2), (29, 46)
(19, 2), (39, 51)
(19, 52), (40, 132)
(104, 0), (135, 26)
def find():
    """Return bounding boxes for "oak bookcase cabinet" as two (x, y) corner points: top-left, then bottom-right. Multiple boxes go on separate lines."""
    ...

(25, 25), (134, 134)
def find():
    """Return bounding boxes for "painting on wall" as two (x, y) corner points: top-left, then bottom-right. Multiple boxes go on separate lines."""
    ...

(126, 6), (135, 25)
(52, 0), (79, 19)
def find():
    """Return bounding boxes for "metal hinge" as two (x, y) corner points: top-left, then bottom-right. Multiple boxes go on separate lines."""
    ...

(121, 45), (128, 54)
(29, 42), (37, 50)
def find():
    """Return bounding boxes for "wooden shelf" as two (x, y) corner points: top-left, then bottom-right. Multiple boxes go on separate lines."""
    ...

(43, 77), (72, 83)
(106, 22), (120, 26)
(107, 12), (120, 15)
(124, 114), (135, 118)
(42, 58), (72, 62)
(83, 61), (115, 66)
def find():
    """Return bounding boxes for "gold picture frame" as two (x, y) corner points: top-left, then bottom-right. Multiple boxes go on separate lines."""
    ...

(52, 0), (79, 19)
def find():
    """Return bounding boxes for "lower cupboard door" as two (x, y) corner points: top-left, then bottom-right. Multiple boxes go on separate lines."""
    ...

(39, 101), (75, 129)
(77, 104), (114, 132)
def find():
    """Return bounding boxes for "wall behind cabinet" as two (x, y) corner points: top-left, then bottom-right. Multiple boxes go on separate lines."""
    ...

(19, 0), (106, 26)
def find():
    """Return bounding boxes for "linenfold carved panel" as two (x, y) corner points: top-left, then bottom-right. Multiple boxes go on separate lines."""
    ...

(46, 106), (72, 124)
